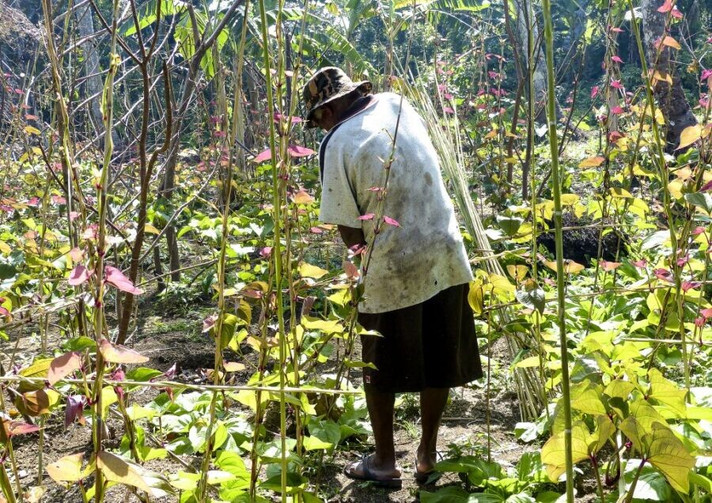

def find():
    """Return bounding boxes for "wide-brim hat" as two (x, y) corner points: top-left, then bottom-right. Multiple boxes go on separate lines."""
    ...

(302, 67), (372, 128)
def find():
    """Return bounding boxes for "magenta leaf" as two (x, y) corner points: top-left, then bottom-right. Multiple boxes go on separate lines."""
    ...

(287, 145), (316, 157)
(681, 281), (701, 292)
(65, 395), (87, 428)
(358, 213), (375, 221)
(654, 268), (673, 282)
(611, 80), (623, 89)
(591, 86), (599, 99)
(611, 56), (624, 64)
(68, 265), (90, 286)
(700, 180), (712, 192)
(105, 266), (144, 295)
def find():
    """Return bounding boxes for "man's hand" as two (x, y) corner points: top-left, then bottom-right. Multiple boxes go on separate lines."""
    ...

(338, 225), (365, 248)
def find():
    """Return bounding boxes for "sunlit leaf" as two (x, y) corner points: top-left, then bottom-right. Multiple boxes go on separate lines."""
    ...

(105, 266), (144, 294)
(647, 423), (695, 493)
(677, 125), (702, 150)
(68, 265), (90, 286)
(99, 339), (149, 364)
(298, 262), (329, 279)
(46, 453), (86, 483)
(291, 189), (314, 205)
(48, 351), (82, 385)
(661, 36), (681, 50)
(97, 451), (153, 493)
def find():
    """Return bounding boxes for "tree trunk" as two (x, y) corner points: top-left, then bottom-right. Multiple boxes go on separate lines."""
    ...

(75, 3), (103, 134)
(640, 0), (697, 151)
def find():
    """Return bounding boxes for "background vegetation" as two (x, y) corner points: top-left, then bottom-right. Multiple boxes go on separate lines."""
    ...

(1, 0), (712, 501)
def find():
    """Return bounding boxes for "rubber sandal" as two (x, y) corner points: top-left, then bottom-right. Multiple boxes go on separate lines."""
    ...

(344, 454), (403, 489)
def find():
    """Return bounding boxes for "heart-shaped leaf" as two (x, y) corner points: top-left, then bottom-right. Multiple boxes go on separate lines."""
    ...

(99, 339), (149, 364)
(48, 351), (82, 385)
(104, 266), (143, 295)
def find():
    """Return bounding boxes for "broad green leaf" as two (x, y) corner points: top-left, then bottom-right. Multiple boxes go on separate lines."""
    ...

(570, 382), (607, 415)
(541, 422), (590, 481)
(685, 192), (712, 214)
(648, 368), (687, 417)
(647, 423), (694, 493)
(302, 435), (333, 451)
(300, 316), (344, 335)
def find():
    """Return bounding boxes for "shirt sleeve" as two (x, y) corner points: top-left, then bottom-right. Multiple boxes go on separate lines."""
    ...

(319, 136), (362, 228)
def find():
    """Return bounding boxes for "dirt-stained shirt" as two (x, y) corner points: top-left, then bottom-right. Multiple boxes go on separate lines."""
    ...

(319, 92), (473, 313)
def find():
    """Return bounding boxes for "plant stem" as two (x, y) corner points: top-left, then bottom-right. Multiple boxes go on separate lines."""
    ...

(540, 0), (574, 500)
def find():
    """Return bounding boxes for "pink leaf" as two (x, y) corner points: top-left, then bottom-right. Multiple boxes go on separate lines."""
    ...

(68, 265), (90, 286)
(701, 308), (712, 319)
(274, 112), (303, 124)
(610, 26), (624, 33)
(0, 306), (8, 317)
(612, 56), (624, 63)
(105, 266), (143, 295)
(657, 0), (673, 13)
(702, 69), (712, 81)
(692, 226), (706, 235)
(443, 106), (455, 114)
(677, 255), (689, 267)
(253, 148), (272, 163)
(611, 80), (623, 89)
(681, 281), (701, 292)
(287, 145), (315, 158)
(591, 86), (599, 99)
(695, 317), (706, 328)
(48, 352), (82, 386)
(7, 421), (40, 436)
(358, 213), (375, 221)
(260, 247), (272, 258)
(99, 338), (149, 364)
(654, 268), (674, 282)
(632, 259), (647, 268)
(611, 106), (624, 114)
(383, 216), (401, 227)
(600, 260), (621, 272)
(671, 7), (683, 19)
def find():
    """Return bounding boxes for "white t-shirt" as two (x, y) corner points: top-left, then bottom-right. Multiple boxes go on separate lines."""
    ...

(319, 92), (473, 313)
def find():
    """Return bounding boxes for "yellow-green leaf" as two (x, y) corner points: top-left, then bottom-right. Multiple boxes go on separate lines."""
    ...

(648, 368), (687, 417)
(647, 423), (695, 493)
(97, 451), (153, 493)
(677, 125), (701, 150)
(24, 125), (41, 135)
(46, 453), (86, 483)
(541, 422), (590, 481)
(468, 281), (484, 315)
(578, 156), (605, 168)
(298, 262), (329, 279)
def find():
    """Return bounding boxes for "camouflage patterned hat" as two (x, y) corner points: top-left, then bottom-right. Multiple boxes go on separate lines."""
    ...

(302, 67), (372, 128)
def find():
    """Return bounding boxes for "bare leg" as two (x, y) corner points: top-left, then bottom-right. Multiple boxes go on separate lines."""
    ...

(416, 387), (449, 475)
(363, 387), (400, 475)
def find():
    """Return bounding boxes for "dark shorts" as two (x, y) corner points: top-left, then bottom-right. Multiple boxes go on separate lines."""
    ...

(357, 283), (483, 393)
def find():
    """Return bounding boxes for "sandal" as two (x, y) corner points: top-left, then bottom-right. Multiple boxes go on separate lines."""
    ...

(344, 454), (403, 489)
